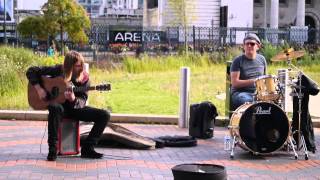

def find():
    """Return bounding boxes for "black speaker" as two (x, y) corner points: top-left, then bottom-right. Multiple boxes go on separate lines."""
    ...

(189, 101), (218, 139)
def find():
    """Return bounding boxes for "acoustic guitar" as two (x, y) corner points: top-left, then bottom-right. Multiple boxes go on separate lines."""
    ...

(28, 76), (111, 110)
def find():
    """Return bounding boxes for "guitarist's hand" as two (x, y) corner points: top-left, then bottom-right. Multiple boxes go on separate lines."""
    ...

(64, 90), (76, 102)
(34, 84), (47, 100)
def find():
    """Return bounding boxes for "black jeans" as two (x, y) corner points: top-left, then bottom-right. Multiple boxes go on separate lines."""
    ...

(47, 103), (110, 147)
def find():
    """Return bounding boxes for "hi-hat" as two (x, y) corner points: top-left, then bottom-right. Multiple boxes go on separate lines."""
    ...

(271, 48), (305, 62)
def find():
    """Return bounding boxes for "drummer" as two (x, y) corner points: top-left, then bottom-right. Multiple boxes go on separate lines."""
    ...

(230, 33), (267, 110)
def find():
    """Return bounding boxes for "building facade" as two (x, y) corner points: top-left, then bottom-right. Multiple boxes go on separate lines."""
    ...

(253, 0), (320, 29)
(143, 0), (221, 28)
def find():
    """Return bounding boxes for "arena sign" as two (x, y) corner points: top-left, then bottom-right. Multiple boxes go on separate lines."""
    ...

(110, 31), (165, 43)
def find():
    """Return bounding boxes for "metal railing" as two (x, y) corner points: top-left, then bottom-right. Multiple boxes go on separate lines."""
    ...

(1, 24), (320, 56)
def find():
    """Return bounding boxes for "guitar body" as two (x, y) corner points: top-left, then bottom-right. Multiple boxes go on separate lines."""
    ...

(28, 76), (68, 110)
(28, 76), (110, 110)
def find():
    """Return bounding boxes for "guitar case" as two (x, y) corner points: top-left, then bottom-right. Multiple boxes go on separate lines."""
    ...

(80, 123), (156, 150)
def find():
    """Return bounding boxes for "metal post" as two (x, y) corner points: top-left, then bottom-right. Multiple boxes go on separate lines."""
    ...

(84, 63), (89, 105)
(179, 67), (190, 128)
(3, 0), (7, 44)
(192, 26), (195, 53)
(226, 61), (232, 119)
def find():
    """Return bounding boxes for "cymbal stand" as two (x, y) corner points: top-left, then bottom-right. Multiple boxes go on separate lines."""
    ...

(287, 60), (309, 160)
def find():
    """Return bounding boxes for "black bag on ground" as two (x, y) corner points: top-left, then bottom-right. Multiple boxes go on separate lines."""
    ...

(189, 101), (218, 139)
(157, 136), (197, 147)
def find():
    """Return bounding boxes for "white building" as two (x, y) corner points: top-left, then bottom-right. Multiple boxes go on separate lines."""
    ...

(253, 0), (320, 29)
(143, 0), (221, 28)
(16, 0), (47, 10)
(78, 0), (142, 17)
(144, 0), (320, 29)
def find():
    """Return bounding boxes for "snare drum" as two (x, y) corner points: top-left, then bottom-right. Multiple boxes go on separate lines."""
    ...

(229, 102), (289, 154)
(255, 75), (279, 101)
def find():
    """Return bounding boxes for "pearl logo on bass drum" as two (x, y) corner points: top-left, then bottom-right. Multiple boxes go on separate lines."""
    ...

(254, 106), (272, 115)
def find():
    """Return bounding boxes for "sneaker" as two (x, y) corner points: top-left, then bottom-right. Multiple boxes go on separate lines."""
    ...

(81, 146), (103, 159)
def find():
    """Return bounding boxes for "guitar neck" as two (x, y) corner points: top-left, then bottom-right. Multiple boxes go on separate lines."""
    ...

(73, 86), (96, 92)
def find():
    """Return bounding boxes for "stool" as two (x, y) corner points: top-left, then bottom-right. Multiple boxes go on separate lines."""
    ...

(57, 118), (80, 155)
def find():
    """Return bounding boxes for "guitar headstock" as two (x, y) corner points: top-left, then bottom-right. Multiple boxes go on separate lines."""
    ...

(96, 83), (111, 91)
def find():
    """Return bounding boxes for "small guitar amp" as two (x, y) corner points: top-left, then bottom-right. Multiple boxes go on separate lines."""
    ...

(57, 118), (80, 155)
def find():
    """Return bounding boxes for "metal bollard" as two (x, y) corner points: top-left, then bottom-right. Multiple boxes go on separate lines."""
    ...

(84, 63), (89, 105)
(225, 61), (232, 119)
(179, 67), (190, 128)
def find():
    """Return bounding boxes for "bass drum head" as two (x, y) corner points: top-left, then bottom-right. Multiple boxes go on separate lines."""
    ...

(239, 102), (289, 154)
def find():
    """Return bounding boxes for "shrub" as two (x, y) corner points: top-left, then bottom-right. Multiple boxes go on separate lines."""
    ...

(260, 40), (281, 63)
(0, 46), (45, 97)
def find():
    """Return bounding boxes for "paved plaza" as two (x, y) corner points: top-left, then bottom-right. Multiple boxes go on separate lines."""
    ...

(0, 120), (319, 180)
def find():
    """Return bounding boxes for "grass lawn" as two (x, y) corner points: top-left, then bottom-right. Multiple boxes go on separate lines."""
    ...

(1, 63), (319, 117)
(89, 64), (226, 115)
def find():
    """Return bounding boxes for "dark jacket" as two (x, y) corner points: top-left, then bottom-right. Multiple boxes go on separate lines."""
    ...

(26, 64), (90, 109)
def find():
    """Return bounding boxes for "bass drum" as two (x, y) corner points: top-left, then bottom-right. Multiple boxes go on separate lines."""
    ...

(229, 102), (289, 154)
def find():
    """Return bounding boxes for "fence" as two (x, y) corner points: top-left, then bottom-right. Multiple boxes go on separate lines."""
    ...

(1, 23), (320, 57)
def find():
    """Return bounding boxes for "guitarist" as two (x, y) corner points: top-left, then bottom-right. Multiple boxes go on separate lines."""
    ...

(26, 51), (110, 161)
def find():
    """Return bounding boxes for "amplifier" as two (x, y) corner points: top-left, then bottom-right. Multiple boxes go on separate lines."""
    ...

(57, 118), (80, 155)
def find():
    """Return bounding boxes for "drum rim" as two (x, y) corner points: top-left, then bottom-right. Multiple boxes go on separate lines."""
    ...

(229, 102), (290, 155)
(255, 75), (276, 80)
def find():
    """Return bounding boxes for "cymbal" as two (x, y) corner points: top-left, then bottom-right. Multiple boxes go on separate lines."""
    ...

(271, 48), (305, 62)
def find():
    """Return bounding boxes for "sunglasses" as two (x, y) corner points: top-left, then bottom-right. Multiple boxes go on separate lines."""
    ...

(245, 42), (257, 46)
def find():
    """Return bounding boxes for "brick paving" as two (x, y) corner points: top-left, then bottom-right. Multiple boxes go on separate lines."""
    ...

(0, 120), (320, 180)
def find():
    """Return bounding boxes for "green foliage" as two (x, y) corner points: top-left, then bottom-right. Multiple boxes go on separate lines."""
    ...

(260, 40), (281, 63)
(123, 54), (215, 73)
(0, 46), (40, 98)
(1, 46), (320, 117)
(40, 56), (64, 66)
(43, 0), (91, 44)
(17, 16), (48, 40)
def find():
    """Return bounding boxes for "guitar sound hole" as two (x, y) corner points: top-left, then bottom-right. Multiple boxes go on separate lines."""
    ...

(50, 87), (60, 99)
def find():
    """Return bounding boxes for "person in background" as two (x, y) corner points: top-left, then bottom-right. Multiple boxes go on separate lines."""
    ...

(230, 33), (267, 110)
(26, 51), (110, 161)
(47, 46), (55, 57)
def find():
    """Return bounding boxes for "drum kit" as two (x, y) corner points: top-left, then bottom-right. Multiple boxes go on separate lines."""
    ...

(228, 48), (311, 160)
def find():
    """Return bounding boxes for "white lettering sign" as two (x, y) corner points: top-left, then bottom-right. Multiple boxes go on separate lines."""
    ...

(254, 106), (272, 115)
(112, 31), (162, 43)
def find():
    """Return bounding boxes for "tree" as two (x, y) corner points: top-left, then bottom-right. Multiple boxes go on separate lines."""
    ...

(42, 0), (91, 55)
(17, 16), (47, 40)
(166, 0), (196, 54)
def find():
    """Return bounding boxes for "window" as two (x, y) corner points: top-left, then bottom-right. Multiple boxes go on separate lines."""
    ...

(279, 0), (288, 7)
(306, 0), (313, 5)
(254, 0), (263, 7)
(279, 0), (286, 4)
(147, 0), (158, 9)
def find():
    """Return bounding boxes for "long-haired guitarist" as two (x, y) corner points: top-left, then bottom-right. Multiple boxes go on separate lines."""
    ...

(26, 51), (110, 161)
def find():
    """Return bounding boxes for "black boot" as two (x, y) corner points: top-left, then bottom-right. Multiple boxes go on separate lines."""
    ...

(81, 146), (103, 159)
(47, 146), (57, 161)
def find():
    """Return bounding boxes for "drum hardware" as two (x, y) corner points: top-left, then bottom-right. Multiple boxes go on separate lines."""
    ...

(290, 70), (309, 160)
(272, 48), (309, 160)
(271, 48), (305, 62)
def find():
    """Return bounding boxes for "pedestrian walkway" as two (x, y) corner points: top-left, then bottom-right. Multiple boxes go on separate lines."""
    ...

(0, 120), (319, 179)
